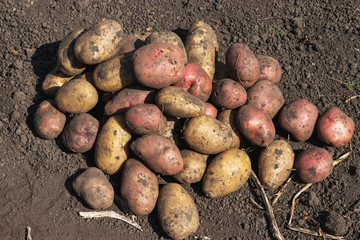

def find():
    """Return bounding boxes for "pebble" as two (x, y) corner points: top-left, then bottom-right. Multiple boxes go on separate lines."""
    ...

(10, 111), (20, 121)
(20, 135), (27, 145)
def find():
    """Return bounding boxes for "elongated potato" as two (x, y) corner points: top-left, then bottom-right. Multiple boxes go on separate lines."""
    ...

(258, 140), (294, 189)
(155, 86), (206, 118)
(182, 114), (234, 154)
(94, 115), (132, 175)
(186, 21), (219, 80)
(93, 52), (137, 92)
(74, 20), (124, 65)
(157, 183), (199, 240)
(42, 67), (74, 98)
(202, 149), (251, 198)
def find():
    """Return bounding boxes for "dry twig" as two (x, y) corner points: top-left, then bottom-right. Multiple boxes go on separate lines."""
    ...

(26, 226), (32, 240)
(327, 76), (357, 95)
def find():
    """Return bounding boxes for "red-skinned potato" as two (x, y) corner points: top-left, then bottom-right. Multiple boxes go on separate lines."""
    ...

(278, 99), (318, 141)
(133, 43), (186, 89)
(317, 107), (355, 147)
(120, 158), (159, 216)
(130, 134), (184, 175)
(61, 113), (99, 153)
(124, 104), (167, 135)
(226, 43), (259, 88)
(236, 104), (275, 147)
(256, 55), (282, 83)
(205, 102), (218, 118)
(210, 78), (247, 109)
(295, 147), (333, 183)
(173, 63), (212, 102)
(34, 100), (66, 139)
(247, 80), (284, 119)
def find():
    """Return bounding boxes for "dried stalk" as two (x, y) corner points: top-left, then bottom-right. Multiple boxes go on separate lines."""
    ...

(26, 226), (32, 240)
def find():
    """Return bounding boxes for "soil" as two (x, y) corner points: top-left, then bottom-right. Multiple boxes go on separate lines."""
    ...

(0, 0), (359, 239)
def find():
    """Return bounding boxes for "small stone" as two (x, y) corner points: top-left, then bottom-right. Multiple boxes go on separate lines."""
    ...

(20, 135), (27, 145)
(10, 111), (21, 121)
(321, 211), (348, 236)
(300, 191), (321, 207)
(13, 60), (23, 69)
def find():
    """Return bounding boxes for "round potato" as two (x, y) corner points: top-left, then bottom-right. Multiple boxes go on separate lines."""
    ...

(210, 78), (247, 109)
(42, 67), (74, 98)
(157, 183), (199, 240)
(217, 109), (242, 149)
(202, 148), (251, 198)
(256, 55), (282, 83)
(258, 140), (294, 189)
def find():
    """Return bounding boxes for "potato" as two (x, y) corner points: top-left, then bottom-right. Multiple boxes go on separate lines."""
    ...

(202, 148), (251, 198)
(120, 158), (159, 216)
(316, 107), (355, 147)
(57, 27), (86, 76)
(247, 80), (284, 119)
(217, 109), (241, 149)
(185, 21), (219, 80)
(95, 115), (131, 175)
(157, 183), (199, 240)
(34, 100), (66, 139)
(173, 63), (212, 102)
(182, 114), (235, 154)
(42, 67), (74, 98)
(258, 140), (294, 189)
(133, 43), (186, 89)
(256, 55), (282, 83)
(205, 102), (218, 118)
(210, 78), (247, 109)
(124, 103), (167, 135)
(93, 52), (137, 92)
(226, 43), (259, 88)
(61, 113), (99, 153)
(130, 134), (183, 175)
(173, 149), (208, 184)
(295, 147), (333, 183)
(73, 167), (114, 209)
(74, 20), (124, 65)
(117, 34), (145, 55)
(236, 104), (275, 147)
(278, 99), (318, 141)
(55, 74), (98, 113)
(155, 86), (206, 118)
(104, 85), (156, 116)
(146, 31), (188, 63)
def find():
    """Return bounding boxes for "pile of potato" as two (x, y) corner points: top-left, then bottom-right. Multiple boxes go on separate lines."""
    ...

(34, 19), (355, 239)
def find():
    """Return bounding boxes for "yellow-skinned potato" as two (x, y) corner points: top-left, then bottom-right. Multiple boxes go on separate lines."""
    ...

(258, 140), (294, 189)
(74, 20), (124, 65)
(157, 183), (199, 240)
(173, 149), (208, 184)
(217, 109), (242, 149)
(42, 67), (74, 98)
(182, 114), (234, 154)
(185, 21), (219, 80)
(95, 115), (132, 175)
(55, 74), (98, 113)
(93, 52), (137, 92)
(202, 148), (251, 198)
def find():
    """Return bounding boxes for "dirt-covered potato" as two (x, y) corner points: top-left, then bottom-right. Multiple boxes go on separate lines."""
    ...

(61, 113), (99, 153)
(55, 74), (98, 113)
(57, 27), (86, 76)
(157, 183), (199, 240)
(205, 102), (218, 118)
(210, 78), (247, 109)
(42, 67), (74, 98)
(74, 20), (124, 65)
(120, 158), (159, 216)
(247, 80), (284, 119)
(104, 85), (156, 116)
(217, 109), (242, 149)
(185, 21), (219, 80)
(256, 55), (282, 83)
(295, 147), (333, 183)
(182, 114), (235, 154)
(173, 149), (208, 184)
(226, 43), (259, 88)
(236, 104), (275, 147)
(93, 52), (137, 92)
(95, 115), (132, 175)
(155, 86), (206, 118)
(146, 31), (188, 63)
(117, 34), (145, 55)
(124, 103), (167, 135)
(34, 100), (66, 139)
(73, 167), (114, 209)
(317, 106), (355, 147)
(130, 134), (183, 175)
(278, 99), (318, 141)
(133, 42), (186, 89)
(258, 140), (294, 189)
(202, 148), (251, 198)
